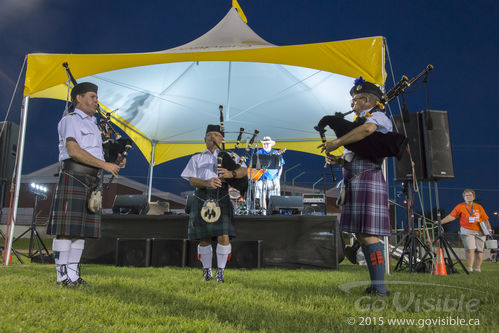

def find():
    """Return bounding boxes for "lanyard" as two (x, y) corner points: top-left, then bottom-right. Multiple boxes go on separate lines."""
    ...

(465, 203), (474, 216)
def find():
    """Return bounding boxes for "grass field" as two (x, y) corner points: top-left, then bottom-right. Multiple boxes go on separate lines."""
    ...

(1, 253), (498, 333)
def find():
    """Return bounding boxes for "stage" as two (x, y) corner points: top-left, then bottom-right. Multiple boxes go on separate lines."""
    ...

(82, 214), (343, 269)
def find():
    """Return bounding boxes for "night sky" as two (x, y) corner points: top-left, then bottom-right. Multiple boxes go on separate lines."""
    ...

(1, 0), (498, 230)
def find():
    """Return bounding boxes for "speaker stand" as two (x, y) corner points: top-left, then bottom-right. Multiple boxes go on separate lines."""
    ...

(393, 184), (433, 272)
(12, 194), (51, 263)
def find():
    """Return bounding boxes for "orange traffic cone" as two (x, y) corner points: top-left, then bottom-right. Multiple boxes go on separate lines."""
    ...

(433, 248), (447, 276)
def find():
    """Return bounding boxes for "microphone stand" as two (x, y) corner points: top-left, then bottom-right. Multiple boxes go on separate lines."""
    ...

(247, 145), (260, 215)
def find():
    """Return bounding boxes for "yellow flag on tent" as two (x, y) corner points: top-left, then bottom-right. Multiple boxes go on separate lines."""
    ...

(233, 0), (248, 23)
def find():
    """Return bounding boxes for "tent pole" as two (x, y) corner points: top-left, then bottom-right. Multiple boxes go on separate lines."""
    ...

(381, 44), (391, 275)
(382, 158), (391, 275)
(225, 61), (232, 119)
(4, 96), (30, 266)
(147, 141), (157, 202)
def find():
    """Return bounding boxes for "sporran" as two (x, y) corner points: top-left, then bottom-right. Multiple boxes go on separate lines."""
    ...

(201, 199), (221, 223)
(88, 188), (103, 213)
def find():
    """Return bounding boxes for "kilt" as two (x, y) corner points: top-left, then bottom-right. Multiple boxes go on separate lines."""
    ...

(46, 170), (101, 238)
(188, 187), (235, 240)
(339, 158), (390, 236)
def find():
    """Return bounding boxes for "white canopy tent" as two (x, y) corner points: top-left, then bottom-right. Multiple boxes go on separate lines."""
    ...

(4, 4), (387, 265)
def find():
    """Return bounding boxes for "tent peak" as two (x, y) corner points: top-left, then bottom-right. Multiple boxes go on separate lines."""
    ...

(160, 7), (274, 53)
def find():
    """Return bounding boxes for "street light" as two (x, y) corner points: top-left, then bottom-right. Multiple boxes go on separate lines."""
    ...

(29, 182), (48, 199)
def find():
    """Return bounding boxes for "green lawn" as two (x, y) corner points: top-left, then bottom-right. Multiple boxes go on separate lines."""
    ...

(1, 259), (497, 332)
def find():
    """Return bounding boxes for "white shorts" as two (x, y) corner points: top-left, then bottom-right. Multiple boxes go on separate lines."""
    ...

(255, 178), (280, 200)
(459, 227), (486, 252)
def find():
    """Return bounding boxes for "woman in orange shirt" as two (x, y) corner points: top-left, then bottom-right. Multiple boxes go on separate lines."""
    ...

(441, 189), (492, 272)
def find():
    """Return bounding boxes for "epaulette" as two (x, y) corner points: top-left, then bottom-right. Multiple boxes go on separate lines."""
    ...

(61, 111), (75, 119)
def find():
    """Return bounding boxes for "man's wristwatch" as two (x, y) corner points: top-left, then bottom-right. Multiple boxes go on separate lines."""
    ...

(232, 170), (237, 178)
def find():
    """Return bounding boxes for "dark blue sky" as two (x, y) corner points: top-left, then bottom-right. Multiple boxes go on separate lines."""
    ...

(1, 1), (498, 228)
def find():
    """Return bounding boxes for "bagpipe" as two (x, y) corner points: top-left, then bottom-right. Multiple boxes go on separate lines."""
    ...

(62, 62), (133, 188)
(315, 65), (434, 164)
(214, 105), (259, 195)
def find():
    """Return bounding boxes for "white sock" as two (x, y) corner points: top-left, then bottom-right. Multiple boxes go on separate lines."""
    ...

(197, 244), (213, 269)
(67, 239), (85, 282)
(216, 243), (231, 269)
(52, 239), (72, 282)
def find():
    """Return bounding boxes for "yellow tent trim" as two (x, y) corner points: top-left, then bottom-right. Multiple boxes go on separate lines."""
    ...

(24, 37), (384, 96)
(150, 140), (344, 166)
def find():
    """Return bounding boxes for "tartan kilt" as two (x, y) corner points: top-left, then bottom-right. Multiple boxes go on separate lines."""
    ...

(339, 159), (390, 236)
(188, 187), (235, 240)
(46, 170), (101, 238)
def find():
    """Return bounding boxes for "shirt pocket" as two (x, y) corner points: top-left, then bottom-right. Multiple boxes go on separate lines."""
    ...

(79, 127), (97, 149)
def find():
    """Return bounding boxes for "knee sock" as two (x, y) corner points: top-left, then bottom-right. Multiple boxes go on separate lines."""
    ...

(52, 239), (72, 282)
(362, 242), (387, 294)
(67, 239), (85, 282)
(197, 244), (213, 269)
(216, 243), (231, 269)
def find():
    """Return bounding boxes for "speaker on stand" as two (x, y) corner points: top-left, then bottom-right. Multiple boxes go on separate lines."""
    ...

(422, 109), (454, 180)
(393, 113), (426, 181)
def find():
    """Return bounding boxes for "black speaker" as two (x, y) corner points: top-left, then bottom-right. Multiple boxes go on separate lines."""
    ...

(150, 238), (187, 267)
(0, 122), (19, 181)
(224, 240), (263, 269)
(422, 110), (454, 180)
(115, 238), (151, 267)
(81, 238), (116, 265)
(393, 113), (427, 181)
(112, 194), (149, 215)
(269, 195), (304, 215)
(186, 240), (264, 269)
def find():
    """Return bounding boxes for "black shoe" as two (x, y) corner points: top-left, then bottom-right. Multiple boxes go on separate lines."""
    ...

(365, 286), (390, 296)
(216, 268), (225, 283)
(76, 277), (88, 286)
(203, 268), (213, 281)
(61, 278), (77, 287)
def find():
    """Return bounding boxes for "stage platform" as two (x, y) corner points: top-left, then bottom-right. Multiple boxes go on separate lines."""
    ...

(82, 214), (343, 269)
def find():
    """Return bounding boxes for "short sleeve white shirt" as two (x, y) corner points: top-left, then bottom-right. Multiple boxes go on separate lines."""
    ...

(181, 149), (246, 181)
(58, 108), (104, 161)
(361, 109), (393, 134)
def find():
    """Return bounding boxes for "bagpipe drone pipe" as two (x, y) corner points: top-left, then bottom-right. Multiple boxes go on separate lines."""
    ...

(62, 62), (133, 187)
(315, 65), (434, 163)
(215, 105), (259, 195)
